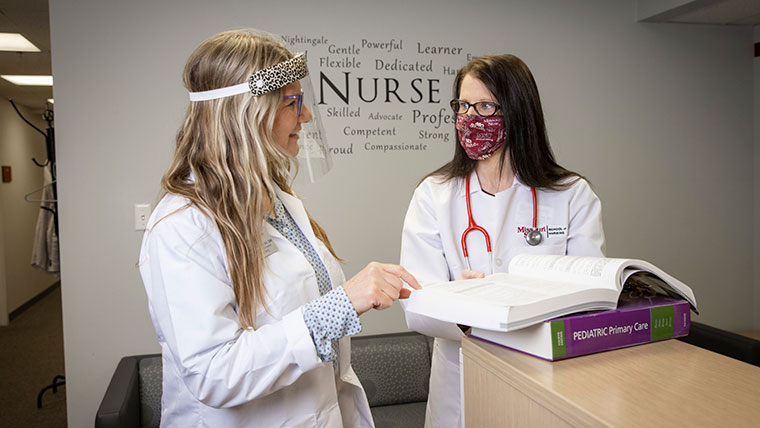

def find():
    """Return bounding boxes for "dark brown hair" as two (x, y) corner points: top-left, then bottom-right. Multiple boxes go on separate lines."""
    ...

(427, 54), (583, 190)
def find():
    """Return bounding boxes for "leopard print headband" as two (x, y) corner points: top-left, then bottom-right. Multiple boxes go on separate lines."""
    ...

(188, 53), (308, 101)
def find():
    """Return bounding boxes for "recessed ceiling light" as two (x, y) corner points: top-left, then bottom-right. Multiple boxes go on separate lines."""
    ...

(1, 75), (53, 86)
(0, 33), (40, 52)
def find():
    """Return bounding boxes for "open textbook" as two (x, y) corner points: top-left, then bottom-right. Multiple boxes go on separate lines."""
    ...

(403, 254), (698, 332)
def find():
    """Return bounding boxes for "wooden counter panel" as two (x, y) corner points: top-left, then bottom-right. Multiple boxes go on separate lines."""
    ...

(462, 337), (760, 428)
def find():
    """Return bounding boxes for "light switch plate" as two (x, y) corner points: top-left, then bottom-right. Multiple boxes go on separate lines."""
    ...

(134, 204), (151, 231)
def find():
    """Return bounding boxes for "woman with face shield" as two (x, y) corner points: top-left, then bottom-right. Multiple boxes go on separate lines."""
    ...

(138, 29), (420, 427)
(399, 54), (606, 428)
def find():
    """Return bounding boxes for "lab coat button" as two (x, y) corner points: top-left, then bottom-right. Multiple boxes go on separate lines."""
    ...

(495, 258), (503, 267)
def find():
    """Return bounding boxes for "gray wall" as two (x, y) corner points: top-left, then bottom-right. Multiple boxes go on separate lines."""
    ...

(755, 25), (759, 329)
(49, 0), (755, 426)
(0, 101), (58, 325)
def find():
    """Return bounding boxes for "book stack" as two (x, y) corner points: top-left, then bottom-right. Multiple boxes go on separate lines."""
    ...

(471, 294), (691, 361)
(403, 254), (698, 360)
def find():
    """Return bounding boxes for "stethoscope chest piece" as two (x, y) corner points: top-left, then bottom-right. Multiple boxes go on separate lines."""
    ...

(526, 229), (543, 246)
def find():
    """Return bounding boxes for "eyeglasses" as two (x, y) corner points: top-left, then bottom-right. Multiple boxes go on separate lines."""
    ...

(283, 91), (304, 116)
(449, 99), (501, 117)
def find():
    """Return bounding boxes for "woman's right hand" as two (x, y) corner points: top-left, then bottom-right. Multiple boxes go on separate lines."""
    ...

(343, 262), (421, 316)
(458, 269), (485, 280)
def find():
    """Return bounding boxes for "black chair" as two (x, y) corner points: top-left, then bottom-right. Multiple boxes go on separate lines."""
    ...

(95, 332), (434, 428)
(95, 354), (159, 428)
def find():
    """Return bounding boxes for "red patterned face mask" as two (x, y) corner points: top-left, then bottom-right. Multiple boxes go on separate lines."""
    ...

(456, 114), (505, 160)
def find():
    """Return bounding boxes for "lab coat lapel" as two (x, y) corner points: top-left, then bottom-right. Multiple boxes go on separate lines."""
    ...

(462, 170), (526, 197)
(274, 187), (319, 250)
(459, 171), (480, 198)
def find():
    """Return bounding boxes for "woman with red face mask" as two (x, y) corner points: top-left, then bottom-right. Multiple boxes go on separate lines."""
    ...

(399, 54), (606, 428)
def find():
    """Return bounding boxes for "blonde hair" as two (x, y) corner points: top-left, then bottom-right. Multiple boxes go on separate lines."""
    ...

(162, 29), (338, 329)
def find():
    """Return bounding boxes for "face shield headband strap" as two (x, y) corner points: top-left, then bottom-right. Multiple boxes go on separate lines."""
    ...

(188, 53), (308, 101)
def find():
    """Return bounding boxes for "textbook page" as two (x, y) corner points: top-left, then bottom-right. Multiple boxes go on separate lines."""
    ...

(403, 310), (464, 342)
(508, 255), (629, 291)
(404, 272), (619, 331)
(422, 273), (606, 307)
(621, 263), (697, 310)
(508, 254), (697, 310)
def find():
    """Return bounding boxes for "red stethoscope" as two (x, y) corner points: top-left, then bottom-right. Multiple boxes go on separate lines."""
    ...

(461, 174), (542, 273)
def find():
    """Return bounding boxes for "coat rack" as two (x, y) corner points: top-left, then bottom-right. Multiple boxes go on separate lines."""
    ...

(10, 99), (57, 234)
(8, 99), (64, 408)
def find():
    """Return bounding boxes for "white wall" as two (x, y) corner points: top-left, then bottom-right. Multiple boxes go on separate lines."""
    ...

(49, 0), (755, 426)
(0, 101), (58, 324)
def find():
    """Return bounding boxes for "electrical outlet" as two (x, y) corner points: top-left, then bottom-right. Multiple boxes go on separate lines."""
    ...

(134, 204), (151, 231)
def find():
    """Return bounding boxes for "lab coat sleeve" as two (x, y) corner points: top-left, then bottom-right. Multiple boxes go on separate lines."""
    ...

(566, 179), (606, 257)
(142, 214), (322, 409)
(400, 181), (464, 341)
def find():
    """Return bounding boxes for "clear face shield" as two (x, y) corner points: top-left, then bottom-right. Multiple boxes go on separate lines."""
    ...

(187, 50), (331, 184)
(293, 74), (331, 184)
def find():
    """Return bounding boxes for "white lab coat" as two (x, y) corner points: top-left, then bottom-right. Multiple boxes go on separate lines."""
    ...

(400, 172), (605, 428)
(139, 186), (373, 428)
